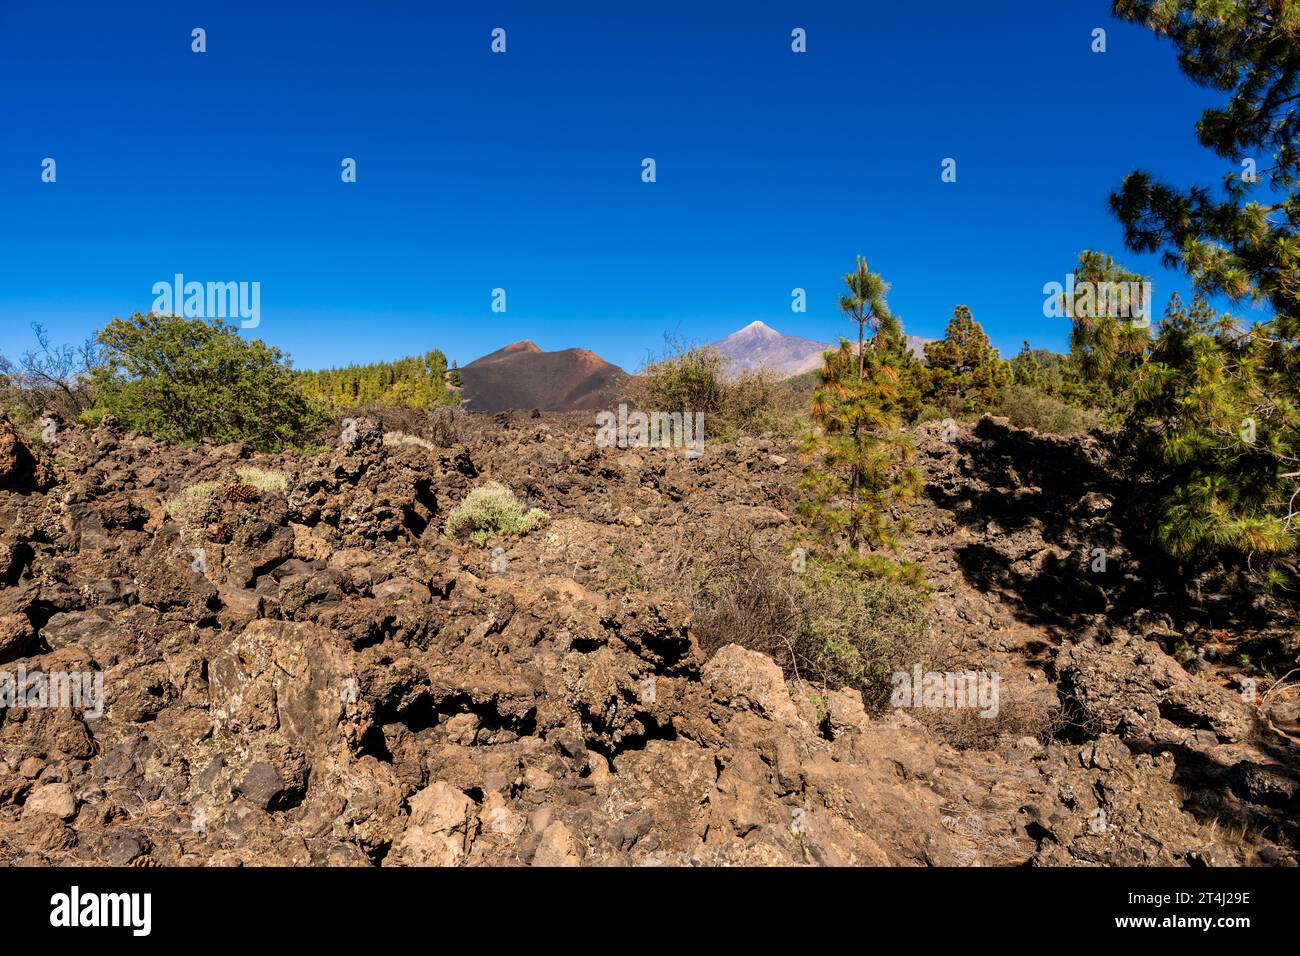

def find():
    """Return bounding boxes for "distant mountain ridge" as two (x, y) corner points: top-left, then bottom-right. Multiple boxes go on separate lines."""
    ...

(460, 340), (628, 412)
(458, 323), (933, 411)
(711, 321), (931, 378)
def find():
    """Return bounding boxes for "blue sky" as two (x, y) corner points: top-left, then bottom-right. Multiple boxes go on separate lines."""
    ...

(0, 1), (1251, 372)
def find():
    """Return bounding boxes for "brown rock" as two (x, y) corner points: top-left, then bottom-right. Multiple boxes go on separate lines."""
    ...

(23, 782), (77, 820)
(0, 415), (57, 493)
(702, 644), (798, 724)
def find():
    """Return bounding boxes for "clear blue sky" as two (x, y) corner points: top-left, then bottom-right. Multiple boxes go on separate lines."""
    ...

(0, 0), (1253, 373)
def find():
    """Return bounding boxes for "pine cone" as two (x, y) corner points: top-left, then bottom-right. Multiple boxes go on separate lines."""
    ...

(223, 482), (260, 502)
(205, 521), (233, 543)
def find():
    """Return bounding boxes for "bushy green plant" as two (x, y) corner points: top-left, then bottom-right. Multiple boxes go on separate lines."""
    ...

(800, 561), (930, 708)
(636, 343), (726, 415)
(444, 481), (549, 545)
(990, 384), (1105, 436)
(89, 313), (326, 451)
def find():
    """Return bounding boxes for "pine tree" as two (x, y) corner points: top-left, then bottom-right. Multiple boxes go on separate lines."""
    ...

(1107, 1), (1300, 589)
(1124, 293), (1297, 565)
(1010, 342), (1048, 391)
(922, 305), (1011, 412)
(1063, 250), (1152, 410)
(1111, 0), (1299, 333)
(799, 258), (922, 575)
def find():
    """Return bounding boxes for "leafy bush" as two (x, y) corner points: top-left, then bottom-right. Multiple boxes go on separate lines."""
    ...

(989, 384), (1105, 436)
(915, 394), (970, 426)
(800, 561), (930, 707)
(445, 481), (549, 545)
(635, 343), (725, 414)
(89, 313), (326, 451)
(235, 466), (288, 493)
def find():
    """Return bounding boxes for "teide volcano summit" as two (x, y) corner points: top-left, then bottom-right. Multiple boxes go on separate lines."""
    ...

(712, 321), (931, 378)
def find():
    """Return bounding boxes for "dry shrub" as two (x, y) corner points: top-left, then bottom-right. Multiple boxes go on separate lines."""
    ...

(989, 384), (1104, 436)
(917, 694), (1061, 751)
(427, 406), (466, 447)
(691, 526), (808, 673)
(383, 431), (435, 450)
(165, 481), (218, 526)
(630, 342), (806, 441)
(235, 466), (288, 492)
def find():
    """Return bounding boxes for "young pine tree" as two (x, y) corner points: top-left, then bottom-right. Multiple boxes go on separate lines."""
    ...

(922, 305), (1011, 412)
(800, 258), (922, 577)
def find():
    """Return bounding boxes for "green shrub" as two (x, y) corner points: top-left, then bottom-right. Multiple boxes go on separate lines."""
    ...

(445, 481), (549, 545)
(690, 528), (929, 710)
(235, 466), (288, 492)
(989, 384), (1104, 436)
(635, 343), (726, 416)
(165, 481), (218, 526)
(916, 394), (971, 425)
(89, 313), (326, 451)
(799, 561), (930, 708)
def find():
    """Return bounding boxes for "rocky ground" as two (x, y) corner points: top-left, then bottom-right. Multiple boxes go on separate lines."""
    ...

(0, 409), (1297, 866)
